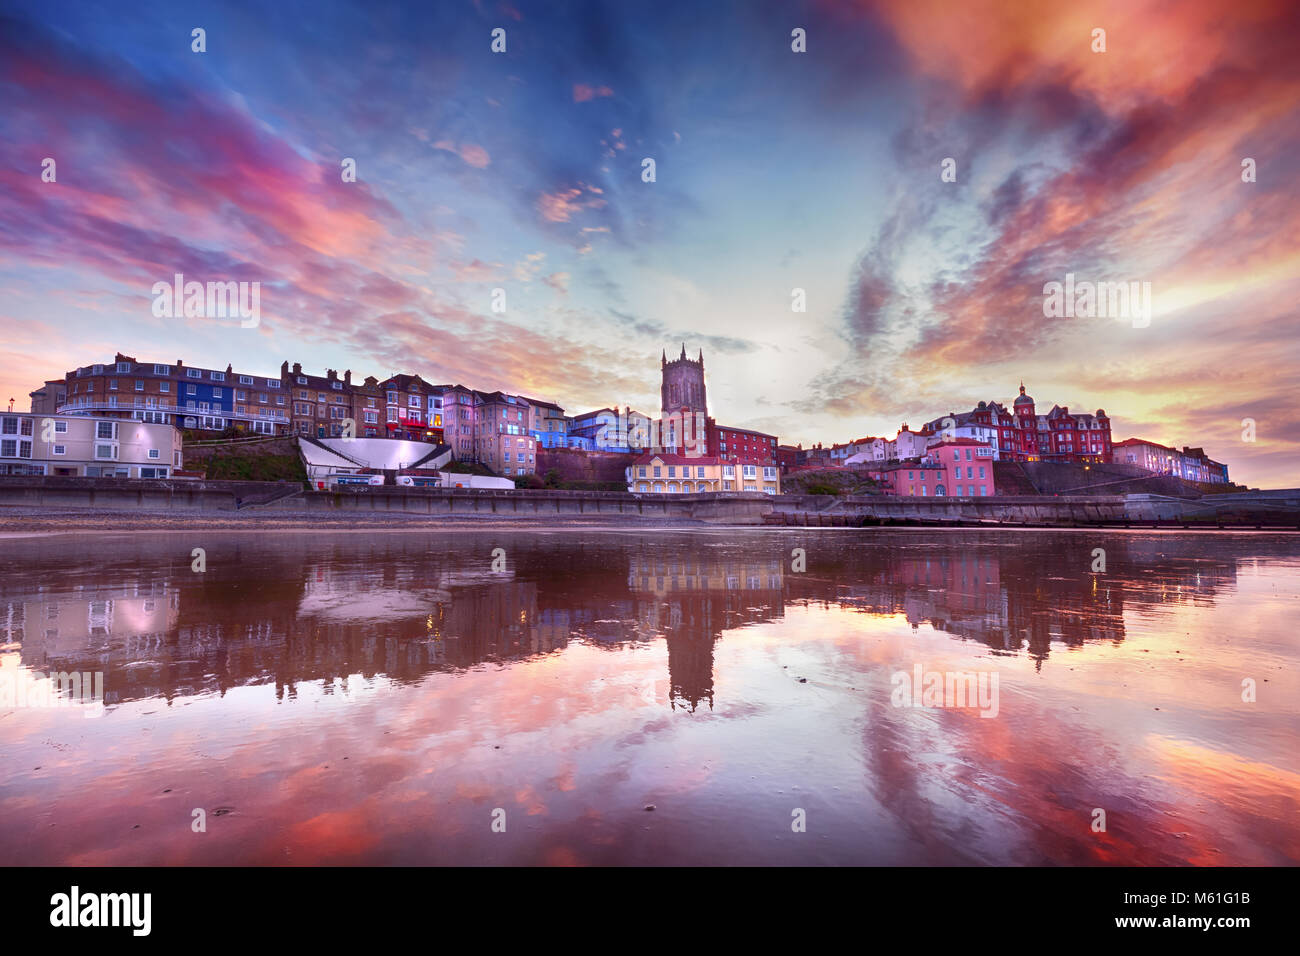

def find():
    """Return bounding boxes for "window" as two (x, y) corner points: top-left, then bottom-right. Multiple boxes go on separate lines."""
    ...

(211, 371), (225, 381)
(239, 375), (254, 385)
(52, 444), (66, 455)
(109, 379), (118, 390)
(153, 364), (169, 375)
(159, 381), (170, 393)
(979, 466), (985, 479)
(267, 380), (280, 388)
(187, 368), (201, 379)
(148, 449), (160, 459)
(94, 443), (116, 460)
(96, 421), (116, 440)
(187, 384), (197, 395)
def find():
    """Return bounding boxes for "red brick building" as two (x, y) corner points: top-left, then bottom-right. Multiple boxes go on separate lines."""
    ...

(923, 383), (1111, 463)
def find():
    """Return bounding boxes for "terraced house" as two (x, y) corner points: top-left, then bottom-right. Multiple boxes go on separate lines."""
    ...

(59, 353), (288, 435)
(435, 384), (477, 459)
(380, 374), (444, 443)
(281, 361), (383, 438)
(473, 391), (535, 476)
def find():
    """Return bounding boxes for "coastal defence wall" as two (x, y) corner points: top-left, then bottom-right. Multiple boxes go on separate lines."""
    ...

(1, 478), (1295, 526)
(0, 476), (282, 512)
(0, 477), (773, 523)
(775, 493), (1128, 524)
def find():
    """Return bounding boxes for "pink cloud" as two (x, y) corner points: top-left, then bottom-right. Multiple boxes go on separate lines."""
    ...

(432, 140), (491, 168)
(572, 84), (614, 103)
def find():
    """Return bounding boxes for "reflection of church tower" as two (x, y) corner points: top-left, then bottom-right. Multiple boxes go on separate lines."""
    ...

(660, 345), (708, 453)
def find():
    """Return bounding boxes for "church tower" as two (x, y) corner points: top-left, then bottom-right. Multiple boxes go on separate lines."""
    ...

(660, 344), (708, 420)
(659, 344), (708, 454)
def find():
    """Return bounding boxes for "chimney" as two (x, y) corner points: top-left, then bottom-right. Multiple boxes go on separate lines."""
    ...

(280, 360), (289, 376)
(292, 362), (302, 375)
(344, 369), (352, 385)
(176, 360), (184, 371)
(225, 364), (233, 376)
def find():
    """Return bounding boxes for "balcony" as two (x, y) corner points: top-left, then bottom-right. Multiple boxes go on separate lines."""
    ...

(57, 401), (286, 423)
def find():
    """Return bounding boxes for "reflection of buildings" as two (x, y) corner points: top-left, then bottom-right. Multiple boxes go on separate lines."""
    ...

(628, 551), (785, 711)
(787, 535), (1239, 666)
(3, 582), (179, 703)
(0, 532), (1252, 706)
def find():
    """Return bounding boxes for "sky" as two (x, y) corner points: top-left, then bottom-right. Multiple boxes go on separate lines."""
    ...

(1, 0), (1297, 486)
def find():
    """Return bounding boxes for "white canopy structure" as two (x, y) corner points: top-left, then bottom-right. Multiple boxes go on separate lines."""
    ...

(297, 436), (453, 483)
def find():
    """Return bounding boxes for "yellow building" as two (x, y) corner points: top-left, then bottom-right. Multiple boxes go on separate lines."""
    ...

(625, 454), (781, 494)
(627, 454), (723, 493)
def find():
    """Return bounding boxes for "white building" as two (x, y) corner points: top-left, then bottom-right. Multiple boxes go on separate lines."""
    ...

(889, 426), (931, 461)
(0, 412), (181, 477)
(297, 436), (453, 488)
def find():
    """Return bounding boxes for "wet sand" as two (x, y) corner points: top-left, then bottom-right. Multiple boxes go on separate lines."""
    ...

(2, 528), (1298, 865)
(0, 506), (723, 537)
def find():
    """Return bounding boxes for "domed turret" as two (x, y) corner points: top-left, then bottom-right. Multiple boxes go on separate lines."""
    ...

(1013, 382), (1034, 406)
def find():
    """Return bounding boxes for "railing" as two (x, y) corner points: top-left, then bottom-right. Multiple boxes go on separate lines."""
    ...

(57, 402), (287, 422)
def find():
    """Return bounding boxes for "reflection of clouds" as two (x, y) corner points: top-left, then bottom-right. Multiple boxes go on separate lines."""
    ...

(298, 586), (451, 622)
(1, 542), (1296, 866)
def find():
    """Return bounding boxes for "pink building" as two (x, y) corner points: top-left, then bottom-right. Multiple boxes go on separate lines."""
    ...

(869, 439), (997, 497)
